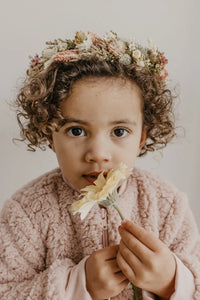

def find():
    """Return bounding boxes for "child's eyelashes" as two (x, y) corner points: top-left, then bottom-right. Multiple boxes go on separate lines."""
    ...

(64, 126), (131, 138)
(111, 128), (130, 138)
(65, 126), (86, 137)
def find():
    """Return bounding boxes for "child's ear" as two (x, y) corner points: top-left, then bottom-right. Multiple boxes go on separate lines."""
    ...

(137, 126), (148, 155)
(48, 137), (56, 152)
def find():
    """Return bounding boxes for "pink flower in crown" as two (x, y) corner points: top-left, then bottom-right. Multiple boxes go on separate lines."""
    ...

(108, 40), (126, 57)
(160, 69), (168, 80)
(160, 56), (168, 65)
(56, 50), (79, 62)
(30, 54), (40, 68)
(87, 31), (100, 46)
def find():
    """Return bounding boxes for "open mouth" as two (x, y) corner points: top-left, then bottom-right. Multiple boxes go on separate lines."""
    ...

(83, 172), (107, 184)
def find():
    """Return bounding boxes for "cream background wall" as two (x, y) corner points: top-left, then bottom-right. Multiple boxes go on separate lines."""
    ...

(0, 0), (200, 228)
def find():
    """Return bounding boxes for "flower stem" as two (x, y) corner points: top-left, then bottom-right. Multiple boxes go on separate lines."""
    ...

(113, 204), (125, 221)
(113, 203), (139, 300)
(132, 284), (138, 300)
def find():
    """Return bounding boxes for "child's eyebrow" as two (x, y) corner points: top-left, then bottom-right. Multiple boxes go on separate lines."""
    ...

(110, 119), (137, 126)
(63, 118), (88, 125)
(63, 117), (137, 126)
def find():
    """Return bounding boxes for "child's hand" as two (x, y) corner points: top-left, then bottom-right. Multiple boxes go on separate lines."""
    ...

(117, 220), (176, 299)
(85, 244), (129, 299)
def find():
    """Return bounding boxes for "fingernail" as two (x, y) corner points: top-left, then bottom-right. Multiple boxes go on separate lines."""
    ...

(118, 225), (122, 230)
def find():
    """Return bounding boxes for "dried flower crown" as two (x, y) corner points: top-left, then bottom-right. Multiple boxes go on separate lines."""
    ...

(28, 30), (168, 82)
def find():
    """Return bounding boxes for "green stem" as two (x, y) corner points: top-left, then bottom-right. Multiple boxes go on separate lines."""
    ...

(113, 204), (139, 300)
(113, 204), (125, 221)
(132, 283), (138, 300)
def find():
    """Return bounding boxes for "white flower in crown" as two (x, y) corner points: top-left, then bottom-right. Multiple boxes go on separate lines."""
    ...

(104, 30), (117, 42)
(132, 49), (142, 59)
(128, 39), (136, 52)
(137, 60), (145, 67)
(119, 53), (132, 65)
(43, 54), (57, 69)
(76, 33), (93, 51)
(147, 37), (158, 54)
(42, 47), (58, 59)
(147, 37), (153, 46)
(57, 41), (68, 51)
(146, 58), (151, 66)
(71, 162), (132, 220)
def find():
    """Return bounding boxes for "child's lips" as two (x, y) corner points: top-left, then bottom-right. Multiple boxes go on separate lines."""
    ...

(83, 172), (107, 184)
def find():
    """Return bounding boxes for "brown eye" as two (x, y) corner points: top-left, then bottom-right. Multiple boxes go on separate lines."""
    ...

(67, 127), (85, 137)
(113, 128), (128, 137)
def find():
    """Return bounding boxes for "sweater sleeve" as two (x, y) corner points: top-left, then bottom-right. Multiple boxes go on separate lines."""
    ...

(170, 255), (195, 300)
(160, 191), (200, 300)
(0, 199), (92, 300)
(141, 255), (195, 300)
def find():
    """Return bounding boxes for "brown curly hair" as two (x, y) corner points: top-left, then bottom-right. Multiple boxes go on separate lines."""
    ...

(15, 57), (177, 156)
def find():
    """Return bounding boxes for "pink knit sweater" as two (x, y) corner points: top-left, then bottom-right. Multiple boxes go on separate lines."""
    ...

(0, 167), (200, 299)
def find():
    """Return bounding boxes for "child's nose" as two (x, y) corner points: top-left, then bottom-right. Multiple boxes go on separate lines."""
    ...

(84, 137), (111, 163)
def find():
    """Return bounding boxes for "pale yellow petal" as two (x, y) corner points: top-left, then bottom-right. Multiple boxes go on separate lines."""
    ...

(93, 172), (106, 188)
(71, 196), (90, 211)
(80, 185), (98, 194)
(72, 200), (95, 220)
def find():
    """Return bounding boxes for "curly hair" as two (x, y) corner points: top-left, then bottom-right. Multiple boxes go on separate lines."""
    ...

(15, 57), (177, 156)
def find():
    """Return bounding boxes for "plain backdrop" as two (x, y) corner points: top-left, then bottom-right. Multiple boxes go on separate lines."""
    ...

(0, 0), (200, 228)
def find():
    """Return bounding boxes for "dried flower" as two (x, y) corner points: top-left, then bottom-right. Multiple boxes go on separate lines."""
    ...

(75, 31), (87, 44)
(160, 55), (168, 65)
(42, 47), (58, 59)
(87, 31), (100, 46)
(128, 39), (136, 52)
(27, 30), (169, 85)
(137, 60), (145, 67)
(76, 34), (93, 51)
(57, 41), (68, 51)
(108, 40), (126, 57)
(56, 50), (79, 62)
(160, 68), (168, 80)
(132, 49), (142, 59)
(104, 30), (117, 42)
(30, 54), (40, 69)
(147, 38), (158, 55)
(119, 53), (132, 65)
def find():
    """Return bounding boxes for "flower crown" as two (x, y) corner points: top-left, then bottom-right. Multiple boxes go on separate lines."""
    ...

(28, 30), (168, 82)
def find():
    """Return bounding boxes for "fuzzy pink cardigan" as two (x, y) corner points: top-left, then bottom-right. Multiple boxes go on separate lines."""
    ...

(0, 167), (200, 299)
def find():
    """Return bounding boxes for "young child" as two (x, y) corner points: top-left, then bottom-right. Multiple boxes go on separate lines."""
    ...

(0, 31), (199, 300)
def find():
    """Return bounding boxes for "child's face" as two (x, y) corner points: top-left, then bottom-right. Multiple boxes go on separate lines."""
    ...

(50, 77), (146, 190)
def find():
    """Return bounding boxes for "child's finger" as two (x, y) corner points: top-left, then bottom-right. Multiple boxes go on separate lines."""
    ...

(119, 239), (142, 270)
(121, 220), (163, 252)
(115, 270), (130, 283)
(119, 227), (152, 263)
(115, 275), (130, 293)
(117, 249), (136, 282)
(97, 244), (119, 261)
(107, 257), (122, 273)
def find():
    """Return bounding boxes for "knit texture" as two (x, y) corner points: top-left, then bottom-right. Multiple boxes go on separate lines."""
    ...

(0, 167), (200, 299)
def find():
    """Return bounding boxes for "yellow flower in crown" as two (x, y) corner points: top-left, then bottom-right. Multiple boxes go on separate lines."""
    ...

(71, 162), (132, 220)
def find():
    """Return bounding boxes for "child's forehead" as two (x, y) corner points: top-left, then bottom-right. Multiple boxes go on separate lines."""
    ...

(60, 76), (143, 122)
(69, 76), (143, 99)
